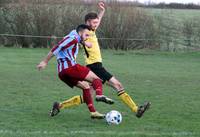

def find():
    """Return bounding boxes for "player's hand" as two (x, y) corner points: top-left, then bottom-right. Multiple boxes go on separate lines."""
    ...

(98, 1), (105, 11)
(37, 60), (48, 71)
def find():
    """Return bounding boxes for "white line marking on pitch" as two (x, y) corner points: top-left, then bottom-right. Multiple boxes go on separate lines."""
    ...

(0, 129), (196, 136)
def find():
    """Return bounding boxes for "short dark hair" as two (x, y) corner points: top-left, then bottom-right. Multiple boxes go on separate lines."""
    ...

(76, 24), (91, 33)
(84, 12), (98, 22)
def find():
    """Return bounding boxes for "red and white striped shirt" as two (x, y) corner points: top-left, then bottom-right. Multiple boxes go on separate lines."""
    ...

(51, 30), (81, 73)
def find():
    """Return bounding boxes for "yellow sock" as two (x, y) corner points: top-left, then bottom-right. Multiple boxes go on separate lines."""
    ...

(59, 95), (84, 109)
(118, 91), (138, 113)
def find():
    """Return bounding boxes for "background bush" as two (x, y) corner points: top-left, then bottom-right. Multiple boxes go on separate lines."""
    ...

(0, 0), (157, 49)
(0, 0), (200, 51)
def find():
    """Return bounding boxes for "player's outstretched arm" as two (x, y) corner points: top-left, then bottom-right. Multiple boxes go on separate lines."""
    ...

(96, 1), (106, 29)
(37, 51), (54, 71)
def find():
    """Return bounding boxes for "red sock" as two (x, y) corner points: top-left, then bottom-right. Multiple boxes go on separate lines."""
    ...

(83, 89), (96, 112)
(92, 79), (103, 96)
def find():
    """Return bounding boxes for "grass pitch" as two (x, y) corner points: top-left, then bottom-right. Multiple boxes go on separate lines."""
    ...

(0, 47), (200, 137)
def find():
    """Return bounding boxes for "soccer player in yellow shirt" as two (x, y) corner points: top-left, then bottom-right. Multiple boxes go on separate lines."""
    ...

(53, 1), (150, 118)
(84, 1), (150, 118)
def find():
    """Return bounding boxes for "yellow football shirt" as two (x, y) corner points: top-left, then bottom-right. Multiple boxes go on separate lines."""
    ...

(84, 30), (102, 65)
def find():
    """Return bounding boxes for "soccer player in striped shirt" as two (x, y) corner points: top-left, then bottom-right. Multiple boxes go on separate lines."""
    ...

(37, 24), (113, 119)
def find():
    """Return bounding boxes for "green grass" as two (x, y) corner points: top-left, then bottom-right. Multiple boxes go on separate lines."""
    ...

(0, 47), (200, 137)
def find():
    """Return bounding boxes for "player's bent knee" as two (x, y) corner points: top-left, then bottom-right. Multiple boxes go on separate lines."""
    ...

(85, 71), (99, 82)
(118, 82), (124, 89)
(114, 82), (124, 91)
(77, 81), (90, 89)
(82, 83), (90, 89)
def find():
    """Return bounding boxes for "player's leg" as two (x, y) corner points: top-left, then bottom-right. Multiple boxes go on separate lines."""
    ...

(59, 95), (84, 110)
(84, 70), (102, 95)
(108, 77), (138, 112)
(76, 81), (95, 112)
(76, 81), (105, 119)
(58, 85), (95, 110)
(108, 77), (150, 118)
(50, 68), (84, 117)
(89, 85), (96, 98)
(50, 95), (84, 117)
(61, 85), (95, 111)
(84, 70), (114, 104)
(50, 81), (104, 119)
(86, 63), (114, 104)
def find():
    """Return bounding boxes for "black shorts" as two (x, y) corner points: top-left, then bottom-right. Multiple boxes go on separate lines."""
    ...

(87, 62), (113, 84)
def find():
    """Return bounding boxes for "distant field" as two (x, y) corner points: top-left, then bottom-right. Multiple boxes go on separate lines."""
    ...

(144, 8), (200, 51)
(146, 8), (200, 19)
(0, 47), (200, 137)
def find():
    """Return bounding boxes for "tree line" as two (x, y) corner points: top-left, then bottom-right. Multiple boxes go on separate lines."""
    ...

(142, 3), (200, 9)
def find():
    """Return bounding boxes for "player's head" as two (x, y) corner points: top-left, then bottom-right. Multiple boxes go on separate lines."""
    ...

(85, 12), (99, 30)
(76, 24), (91, 41)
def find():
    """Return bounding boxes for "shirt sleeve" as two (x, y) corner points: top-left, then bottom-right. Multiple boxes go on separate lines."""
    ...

(51, 37), (78, 55)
